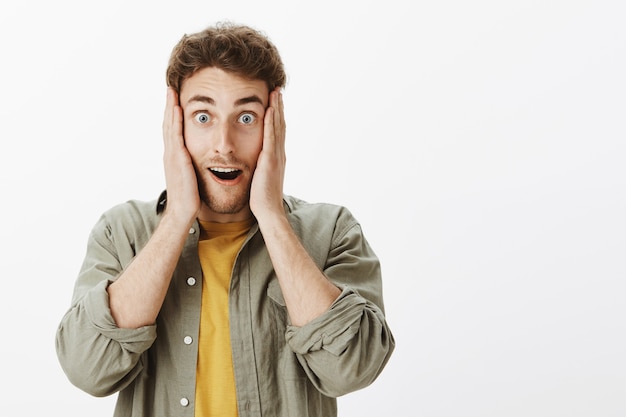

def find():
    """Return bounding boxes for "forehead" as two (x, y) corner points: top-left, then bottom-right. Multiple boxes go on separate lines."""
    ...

(180, 67), (269, 106)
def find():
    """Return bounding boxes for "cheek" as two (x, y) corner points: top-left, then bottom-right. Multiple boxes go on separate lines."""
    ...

(182, 125), (207, 156)
(246, 131), (264, 163)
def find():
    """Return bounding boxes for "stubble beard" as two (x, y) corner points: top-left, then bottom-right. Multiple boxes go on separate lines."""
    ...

(195, 167), (251, 215)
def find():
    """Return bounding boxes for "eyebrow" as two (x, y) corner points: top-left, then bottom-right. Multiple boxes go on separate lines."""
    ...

(235, 95), (265, 106)
(186, 94), (265, 107)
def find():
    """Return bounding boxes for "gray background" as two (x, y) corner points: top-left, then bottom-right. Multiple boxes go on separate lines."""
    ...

(1, 0), (624, 415)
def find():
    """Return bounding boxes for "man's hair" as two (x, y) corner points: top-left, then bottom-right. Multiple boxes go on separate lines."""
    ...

(166, 22), (287, 93)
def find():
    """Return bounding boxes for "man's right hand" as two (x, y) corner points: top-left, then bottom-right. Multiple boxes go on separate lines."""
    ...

(108, 88), (201, 329)
(162, 87), (201, 227)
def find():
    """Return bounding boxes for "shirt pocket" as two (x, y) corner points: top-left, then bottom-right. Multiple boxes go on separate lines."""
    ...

(266, 278), (286, 307)
(266, 278), (289, 345)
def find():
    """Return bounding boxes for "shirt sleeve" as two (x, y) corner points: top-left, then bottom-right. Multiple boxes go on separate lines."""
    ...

(55, 211), (157, 397)
(284, 215), (395, 397)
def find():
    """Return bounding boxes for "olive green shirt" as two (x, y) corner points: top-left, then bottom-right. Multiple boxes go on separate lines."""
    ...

(56, 192), (395, 417)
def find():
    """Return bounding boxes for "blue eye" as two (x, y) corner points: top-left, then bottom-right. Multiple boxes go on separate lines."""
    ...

(195, 112), (210, 124)
(238, 113), (256, 124)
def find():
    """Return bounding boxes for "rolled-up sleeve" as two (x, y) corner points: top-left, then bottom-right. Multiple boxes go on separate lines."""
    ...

(285, 287), (394, 397)
(55, 209), (157, 397)
(56, 280), (156, 396)
(285, 212), (395, 397)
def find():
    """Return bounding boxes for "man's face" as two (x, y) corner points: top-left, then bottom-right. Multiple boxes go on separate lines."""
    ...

(179, 67), (269, 222)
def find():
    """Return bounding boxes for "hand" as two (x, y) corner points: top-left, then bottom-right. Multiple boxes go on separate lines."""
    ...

(250, 88), (286, 222)
(162, 87), (201, 225)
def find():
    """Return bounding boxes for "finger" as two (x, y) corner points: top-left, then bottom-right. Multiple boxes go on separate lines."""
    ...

(271, 88), (283, 123)
(163, 88), (175, 144)
(163, 88), (183, 149)
(277, 88), (284, 125)
(274, 89), (286, 158)
(263, 106), (275, 149)
(273, 89), (282, 131)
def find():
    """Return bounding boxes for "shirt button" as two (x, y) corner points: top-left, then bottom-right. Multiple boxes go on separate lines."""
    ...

(180, 397), (189, 407)
(187, 277), (196, 286)
(183, 336), (193, 345)
(189, 227), (195, 234)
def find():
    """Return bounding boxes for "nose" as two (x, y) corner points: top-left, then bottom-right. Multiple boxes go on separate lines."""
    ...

(213, 121), (234, 155)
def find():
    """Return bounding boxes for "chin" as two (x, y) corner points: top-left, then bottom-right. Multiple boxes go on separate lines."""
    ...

(207, 199), (248, 215)
(197, 174), (252, 215)
(202, 189), (250, 215)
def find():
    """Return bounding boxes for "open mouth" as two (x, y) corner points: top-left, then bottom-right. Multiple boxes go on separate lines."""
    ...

(209, 167), (242, 181)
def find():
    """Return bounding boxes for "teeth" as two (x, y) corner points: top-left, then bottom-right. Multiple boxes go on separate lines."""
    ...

(210, 167), (238, 173)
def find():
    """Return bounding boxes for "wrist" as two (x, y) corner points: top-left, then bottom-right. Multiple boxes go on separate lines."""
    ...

(161, 207), (197, 234)
(255, 209), (289, 235)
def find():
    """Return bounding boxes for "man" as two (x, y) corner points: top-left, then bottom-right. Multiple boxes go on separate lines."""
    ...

(56, 22), (394, 417)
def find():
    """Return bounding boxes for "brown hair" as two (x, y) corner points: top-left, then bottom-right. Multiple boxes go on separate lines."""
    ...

(166, 22), (287, 93)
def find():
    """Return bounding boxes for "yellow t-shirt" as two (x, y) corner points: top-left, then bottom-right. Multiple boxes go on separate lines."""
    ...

(194, 219), (252, 417)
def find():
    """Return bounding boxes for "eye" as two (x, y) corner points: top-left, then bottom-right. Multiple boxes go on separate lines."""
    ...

(238, 113), (256, 125)
(194, 112), (211, 124)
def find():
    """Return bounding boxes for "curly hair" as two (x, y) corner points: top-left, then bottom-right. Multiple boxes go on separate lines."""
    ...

(166, 22), (287, 93)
